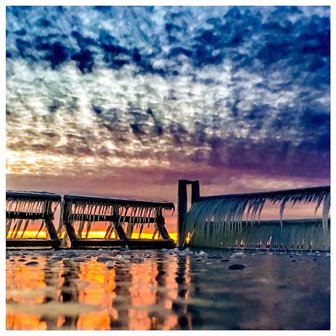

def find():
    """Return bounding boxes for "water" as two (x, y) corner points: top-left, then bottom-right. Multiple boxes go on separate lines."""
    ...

(6, 248), (330, 330)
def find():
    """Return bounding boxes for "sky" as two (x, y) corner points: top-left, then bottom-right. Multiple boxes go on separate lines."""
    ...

(5, 5), (330, 227)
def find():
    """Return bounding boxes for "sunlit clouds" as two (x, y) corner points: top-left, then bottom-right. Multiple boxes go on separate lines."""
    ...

(6, 6), (330, 202)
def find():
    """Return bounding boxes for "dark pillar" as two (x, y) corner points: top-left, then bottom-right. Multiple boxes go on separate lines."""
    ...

(63, 201), (78, 242)
(156, 209), (170, 240)
(43, 201), (60, 241)
(113, 209), (128, 241)
(178, 180), (188, 246)
(178, 180), (201, 246)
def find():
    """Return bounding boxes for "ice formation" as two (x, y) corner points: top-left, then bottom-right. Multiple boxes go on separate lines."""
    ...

(6, 195), (60, 239)
(182, 186), (330, 250)
(62, 196), (174, 239)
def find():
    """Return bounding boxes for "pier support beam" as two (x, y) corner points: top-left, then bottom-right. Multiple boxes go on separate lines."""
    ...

(63, 202), (78, 242)
(156, 209), (170, 240)
(44, 201), (59, 241)
(178, 180), (200, 246)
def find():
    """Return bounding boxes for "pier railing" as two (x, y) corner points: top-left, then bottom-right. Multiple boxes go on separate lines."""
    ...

(6, 191), (62, 248)
(6, 190), (175, 249)
(62, 194), (175, 249)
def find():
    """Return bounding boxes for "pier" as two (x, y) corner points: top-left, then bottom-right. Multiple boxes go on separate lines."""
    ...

(6, 191), (62, 249)
(178, 180), (330, 250)
(62, 194), (175, 249)
(6, 191), (175, 249)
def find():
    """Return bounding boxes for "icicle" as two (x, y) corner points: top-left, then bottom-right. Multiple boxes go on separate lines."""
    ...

(101, 204), (107, 221)
(257, 199), (265, 224)
(78, 203), (84, 223)
(20, 219), (30, 238)
(145, 207), (150, 227)
(11, 218), (20, 238)
(67, 202), (73, 224)
(31, 200), (36, 214)
(183, 187), (330, 249)
(152, 226), (158, 239)
(78, 220), (85, 237)
(139, 206), (144, 227)
(322, 193), (330, 232)
(104, 205), (116, 239)
(13, 200), (19, 217)
(35, 220), (45, 238)
(111, 226), (115, 238)
(314, 194), (324, 216)
(86, 203), (97, 237)
(84, 221), (89, 238)
(34, 201), (39, 214)
(138, 207), (144, 225)
(57, 199), (65, 234)
(15, 218), (25, 238)
(92, 203), (98, 222)
(118, 206), (124, 225)
(279, 198), (288, 227)
(6, 200), (10, 213)
(105, 225), (112, 239)
(105, 205), (115, 239)
(138, 207), (143, 228)
(126, 207), (136, 238)
(53, 200), (60, 215)
(136, 207), (145, 237)
(138, 208), (145, 238)
(133, 206), (138, 229)
(6, 218), (13, 237)
(138, 225), (144, 238)
(25, 201), (29, 217)
(38, 200), (43, 214)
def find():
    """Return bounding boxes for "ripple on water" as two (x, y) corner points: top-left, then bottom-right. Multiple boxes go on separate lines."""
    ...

(7, 302), (103, 318)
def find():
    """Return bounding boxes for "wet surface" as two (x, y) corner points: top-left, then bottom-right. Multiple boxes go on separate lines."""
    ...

(6, 248), (330, 330)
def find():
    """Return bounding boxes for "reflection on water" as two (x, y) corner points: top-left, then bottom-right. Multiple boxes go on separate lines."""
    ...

(6, 248), (330, 330)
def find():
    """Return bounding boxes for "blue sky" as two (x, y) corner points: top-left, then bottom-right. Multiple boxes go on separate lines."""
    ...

(6, 6), (330, 204)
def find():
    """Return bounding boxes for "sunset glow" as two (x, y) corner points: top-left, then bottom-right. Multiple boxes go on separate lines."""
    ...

(5, 5), (330, 332)
(6, 6), (329, 231)
(6, 230), (177, 242)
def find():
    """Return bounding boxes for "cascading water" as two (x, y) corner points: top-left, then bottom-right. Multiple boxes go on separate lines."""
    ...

(181, 186), (330, 250)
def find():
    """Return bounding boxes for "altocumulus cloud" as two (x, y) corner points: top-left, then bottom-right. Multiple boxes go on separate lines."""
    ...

(6, 6), (330, 191)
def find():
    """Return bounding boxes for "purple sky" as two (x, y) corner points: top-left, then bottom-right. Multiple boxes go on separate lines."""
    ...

(6, 6), (330, 228)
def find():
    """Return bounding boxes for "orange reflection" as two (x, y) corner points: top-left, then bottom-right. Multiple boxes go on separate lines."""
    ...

(6, 255), (48, 304)
(77, 310), (111, 330)
(6, 250), (184, 330)
(7, 312), (47, 330)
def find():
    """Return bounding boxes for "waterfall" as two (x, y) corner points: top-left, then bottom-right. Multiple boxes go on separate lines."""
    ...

(181, 186), (330, 250)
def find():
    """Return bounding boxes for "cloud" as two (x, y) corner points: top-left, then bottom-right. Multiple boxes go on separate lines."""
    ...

(6, 6), (330, 190)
